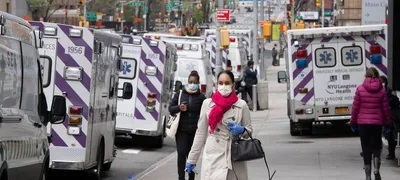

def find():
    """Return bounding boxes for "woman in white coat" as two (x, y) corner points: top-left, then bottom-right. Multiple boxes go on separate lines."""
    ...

(185, 70), (253, 180)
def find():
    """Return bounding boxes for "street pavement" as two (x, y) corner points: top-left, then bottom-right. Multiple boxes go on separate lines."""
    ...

(131, 57), (400, 180)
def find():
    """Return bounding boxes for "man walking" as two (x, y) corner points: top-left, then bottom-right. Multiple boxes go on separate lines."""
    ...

(244, 61), (260, 110)
(272, 44), (279, 66)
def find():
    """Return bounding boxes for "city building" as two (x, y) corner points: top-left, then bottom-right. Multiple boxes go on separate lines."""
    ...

(335, 0), (362, 26)
(0, 0), (11, 13)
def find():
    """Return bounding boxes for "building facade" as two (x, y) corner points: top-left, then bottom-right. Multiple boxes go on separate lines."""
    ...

(335, 0), (362, 26)
(0, 0), (10, 13)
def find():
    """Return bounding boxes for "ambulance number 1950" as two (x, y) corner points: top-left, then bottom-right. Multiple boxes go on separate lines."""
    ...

(65, 46), (85, 55)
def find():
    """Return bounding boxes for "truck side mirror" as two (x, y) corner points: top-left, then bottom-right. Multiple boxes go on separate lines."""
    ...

(120, 82), (133, 99)
(0, 15), (5, 36)
(34, 30), (43, 48)
(175, 81), (183, 91)
(50, 95), (67, 124)
(277, 71), (287, 83)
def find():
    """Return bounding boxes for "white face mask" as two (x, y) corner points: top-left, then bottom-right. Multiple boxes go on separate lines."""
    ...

(218, 85), (233, 97)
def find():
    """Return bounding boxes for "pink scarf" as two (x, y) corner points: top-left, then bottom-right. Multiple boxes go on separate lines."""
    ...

(208, 91), (238, 134)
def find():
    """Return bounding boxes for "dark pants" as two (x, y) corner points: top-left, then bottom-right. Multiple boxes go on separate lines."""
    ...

(176, 131), (196, 180)
(245, 85), (260, 109)
(385, 127), (397, 155)
(272, 55), (278, 66)
(359, 124), (383, 165)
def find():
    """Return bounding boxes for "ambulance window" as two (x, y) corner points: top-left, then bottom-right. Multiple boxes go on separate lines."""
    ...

(39, 56), (52, 87)
(119, 58), (137, 79)
(315, 47), (336, 68)
(20, 43), (39, 112)
(341, 46), (363, 66)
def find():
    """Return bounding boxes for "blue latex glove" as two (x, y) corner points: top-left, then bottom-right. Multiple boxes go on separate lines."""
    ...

(228, 122), (245, 135)
(185, 163), (195, 173)
(384, 126), (391, 134)
(351, 124), (358, 133)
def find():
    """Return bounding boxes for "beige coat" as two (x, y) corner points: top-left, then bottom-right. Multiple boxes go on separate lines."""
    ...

(187, 98), (253, 180)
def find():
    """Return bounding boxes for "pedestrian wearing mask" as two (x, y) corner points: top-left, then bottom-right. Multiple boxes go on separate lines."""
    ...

(380, 75), (399, 160)
(244, 60), (260, 110)
(351, 67), (391, 180)
(185, 70), (253, 180)
(169, 71), (206, 180)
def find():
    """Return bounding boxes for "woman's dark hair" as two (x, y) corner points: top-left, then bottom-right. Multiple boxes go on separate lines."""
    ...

(365, 67), (379, 78)
(188, 70), (200, 82)
(217, 70), (235, 83)
(380, 75), (388, 84)
(247, 60), (254, 67)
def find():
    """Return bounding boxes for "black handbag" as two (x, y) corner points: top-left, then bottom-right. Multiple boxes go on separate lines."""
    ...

(231, 129), (276, 180)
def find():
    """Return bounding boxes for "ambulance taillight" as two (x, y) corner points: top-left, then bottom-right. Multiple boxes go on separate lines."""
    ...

(296, 49), (308, 68)
(370, 44), (382, 64)
(68, 106), (82, 135)
(237, 65), (241, 71)
(146, 93), (157, 112)
(201, 85), (207, 93)
(145, 35), (151, 39)
(230, 37), (235, 43)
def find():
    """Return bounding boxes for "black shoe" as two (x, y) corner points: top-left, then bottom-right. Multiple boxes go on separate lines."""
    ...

(374, 172), (381, 180)
(386, 153), (396, 160)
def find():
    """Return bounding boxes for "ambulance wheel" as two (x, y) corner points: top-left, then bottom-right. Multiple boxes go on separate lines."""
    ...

(290, 120), (300, 136)
(39, 157), (49, 180)
(153, 135), (164, 149)
(92, 143), (104, 180)
(102, 162), (112, 171)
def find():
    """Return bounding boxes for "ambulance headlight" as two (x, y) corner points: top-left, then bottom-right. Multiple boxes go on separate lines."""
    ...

(183, 44), (190, 50)
(305, 108), (313, 114)
(122, 37), (130, 43)
(190, 45), (199, 51)
(145, 66), (157, 76)
(133, 38), (142, 45)
(67, 126), (81, 135)
(69, 28), (83, 38)
(64, 66), (83, 81)
(149, 40), (158, 46)
(44, 26), (57, 36)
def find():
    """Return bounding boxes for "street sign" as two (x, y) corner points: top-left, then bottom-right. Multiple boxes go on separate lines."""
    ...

(129, 1), (144, 7)
(216, 9), (231, 22)
(86, 12), (97, 21)
(362, 0), (388, 25)
(144, 6), (148, 13)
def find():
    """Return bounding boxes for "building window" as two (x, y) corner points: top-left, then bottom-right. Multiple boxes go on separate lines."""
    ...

(6, 3), (10, 13)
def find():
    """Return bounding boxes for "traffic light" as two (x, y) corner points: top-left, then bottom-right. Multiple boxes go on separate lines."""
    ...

(263, 22), (271, 37)
(316, 0), (321, 8)
(79, 0), (84, 6)
(220, 28), (230, 48)
(77, 8), (81, 16)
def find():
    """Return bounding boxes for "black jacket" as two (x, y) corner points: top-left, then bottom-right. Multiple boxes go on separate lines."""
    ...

(169, 89), (206, 132)
(244, 67), (258, 86)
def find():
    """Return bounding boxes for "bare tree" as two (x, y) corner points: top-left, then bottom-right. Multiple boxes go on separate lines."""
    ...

(86, 0), (119, 15)
(26, 0), (62, 21)
(294, 0), (314, 15)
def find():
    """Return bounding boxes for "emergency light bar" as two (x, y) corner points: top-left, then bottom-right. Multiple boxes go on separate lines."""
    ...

(183, 44), (190, 50)
(44, 26), (57, 36)
(190, 45), (199, 51)
(69, 28), (83, 38)
(370, 44), (382, 64)
(149, 40), (158, 47)
(122, 37), (130, 43)
(296, 49), (308, 68)
(132, 38), (142, 45)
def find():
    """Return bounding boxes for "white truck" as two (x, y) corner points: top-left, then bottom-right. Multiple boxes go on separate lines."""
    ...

(277, 25), (388, 136)
(115, 35), (177, 148)
(30, 21), (132, 178)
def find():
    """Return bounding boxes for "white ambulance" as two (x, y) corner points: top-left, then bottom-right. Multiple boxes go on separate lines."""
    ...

(30, 21), (132, 178)
(115, 35), (177, 148)
(0, 12), (67, 180)
(277, 25), (388, 136)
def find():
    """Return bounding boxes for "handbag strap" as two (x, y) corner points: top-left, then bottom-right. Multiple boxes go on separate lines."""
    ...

(178, 90), (182, 105)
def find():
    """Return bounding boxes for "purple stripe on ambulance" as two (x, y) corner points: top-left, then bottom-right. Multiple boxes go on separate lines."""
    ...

(140, 51), (163, 83)
(138, 70), (161, 102)
(135, 108), (146, 120)
(321, 37), (332, 42)
(301, 88), (315, 103)
(365, 50), (388, 75)
(292, 52), (296, 62)
(294, 72), (313, 97)
(342, 36), (355, 41)
(51, 129), (68, 147)
(136, 90), (159, 121)
(58, 24), (93, 62)
(380, 34), (386, 40)
(293, 54), (312, 78)
(143, 38), (166, 58)
(29, 22), (45, 32)
(57, 43), (91, 91)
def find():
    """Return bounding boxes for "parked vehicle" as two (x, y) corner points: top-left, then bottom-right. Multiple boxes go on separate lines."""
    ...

(277, 25), (388, 136)
(30, 21), (132, 179)
(115, 35), (177, 148)
(0, 12), (67, 180)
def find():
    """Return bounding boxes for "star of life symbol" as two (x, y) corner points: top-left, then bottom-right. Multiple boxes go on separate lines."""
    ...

(121, 61), (131, 75)
(319, 51), (332, 64)
(345, 49), (359, 62)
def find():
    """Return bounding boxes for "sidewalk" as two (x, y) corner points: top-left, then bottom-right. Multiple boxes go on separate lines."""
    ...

(133, 58), (285, 180)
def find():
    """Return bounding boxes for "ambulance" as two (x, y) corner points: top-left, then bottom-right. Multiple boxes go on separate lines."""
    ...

(30, 21), (132, 178)
(143, 33), (177, 40)
(277, 25), (388, 136)
(0, 12), (67, 180)
(115, 35), (177, 148)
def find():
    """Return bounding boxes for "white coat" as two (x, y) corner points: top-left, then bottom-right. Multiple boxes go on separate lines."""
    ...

(187, 98), (253, 180)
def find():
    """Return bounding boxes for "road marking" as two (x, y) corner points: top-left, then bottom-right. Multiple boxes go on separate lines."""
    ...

(133, 152), (177, 180)
(122, 148), (142, 154)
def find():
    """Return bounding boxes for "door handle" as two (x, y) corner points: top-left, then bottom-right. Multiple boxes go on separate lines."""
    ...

(0, 115), (22, 122)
